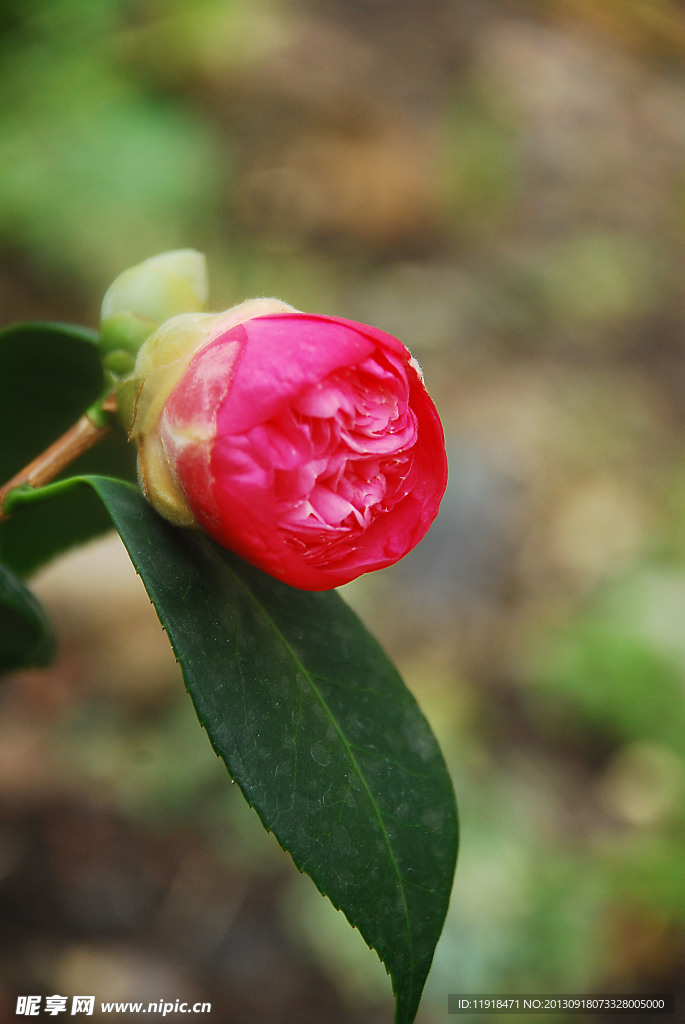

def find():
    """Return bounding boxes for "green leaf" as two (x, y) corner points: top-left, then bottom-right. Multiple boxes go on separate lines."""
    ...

(0, 321), (136, 576)
(10, 475), (458, 1024)
(0, 561), (55, 674)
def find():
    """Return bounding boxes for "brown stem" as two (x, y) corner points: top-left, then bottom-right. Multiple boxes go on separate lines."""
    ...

(0, 393), (118, 522)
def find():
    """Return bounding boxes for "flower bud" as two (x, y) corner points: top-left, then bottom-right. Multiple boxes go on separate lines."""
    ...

(99, 250), (209, 388)
(129, 302), (448, 590)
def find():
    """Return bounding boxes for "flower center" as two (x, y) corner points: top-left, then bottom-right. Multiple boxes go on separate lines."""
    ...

(266, 353), (418, 560)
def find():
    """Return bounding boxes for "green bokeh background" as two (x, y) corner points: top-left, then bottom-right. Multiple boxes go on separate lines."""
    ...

(1, 1), (685, 1021)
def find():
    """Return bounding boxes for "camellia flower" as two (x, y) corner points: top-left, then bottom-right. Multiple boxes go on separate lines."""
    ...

(124, 296), (447, 591)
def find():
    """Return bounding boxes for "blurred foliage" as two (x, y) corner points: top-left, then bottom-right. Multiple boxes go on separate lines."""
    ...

(2, 0), (685, 1021)
(0, 322), (136, 576)
(0, 0), (223, 292)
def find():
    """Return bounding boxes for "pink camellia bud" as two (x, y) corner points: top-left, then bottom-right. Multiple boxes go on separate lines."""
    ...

(129, 299), (448, 591)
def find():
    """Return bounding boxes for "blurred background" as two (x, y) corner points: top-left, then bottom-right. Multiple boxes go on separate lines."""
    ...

(1, 0), (685, 1021)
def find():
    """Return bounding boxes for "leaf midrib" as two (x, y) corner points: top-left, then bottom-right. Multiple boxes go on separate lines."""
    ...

(225, 560), (414, 972)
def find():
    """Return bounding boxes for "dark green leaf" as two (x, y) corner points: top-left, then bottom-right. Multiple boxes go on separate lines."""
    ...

(0, 560), (55, 674)
(0, 321), (136, 575)
(10, 475), (458, 1024)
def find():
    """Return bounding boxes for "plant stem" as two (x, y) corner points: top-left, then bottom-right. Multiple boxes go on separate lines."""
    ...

(0, 392), (118, 522)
